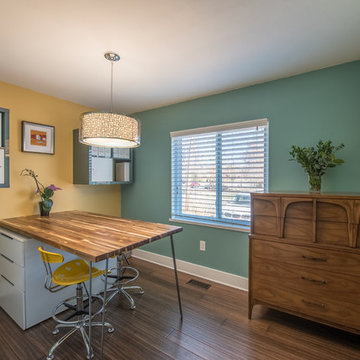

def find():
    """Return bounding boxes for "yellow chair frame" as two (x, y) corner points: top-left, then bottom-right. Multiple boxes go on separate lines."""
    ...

(39, 247), (66, 293)
(38, 247), (114, 360)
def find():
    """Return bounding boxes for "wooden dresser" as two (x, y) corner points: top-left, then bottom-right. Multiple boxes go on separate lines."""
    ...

(249, 192), (360, 334)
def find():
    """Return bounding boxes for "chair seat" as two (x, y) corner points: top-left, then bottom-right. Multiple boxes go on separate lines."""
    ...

(53, 259), (105, 286)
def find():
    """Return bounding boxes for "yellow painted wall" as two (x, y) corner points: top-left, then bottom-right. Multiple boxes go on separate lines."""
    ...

(0, 81), (121, 219)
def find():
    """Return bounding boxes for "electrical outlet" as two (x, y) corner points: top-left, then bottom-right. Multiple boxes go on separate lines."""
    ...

(200, 240), (206, 251)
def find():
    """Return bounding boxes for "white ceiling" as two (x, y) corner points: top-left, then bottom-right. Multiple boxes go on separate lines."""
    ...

(0, 0), (360, 114)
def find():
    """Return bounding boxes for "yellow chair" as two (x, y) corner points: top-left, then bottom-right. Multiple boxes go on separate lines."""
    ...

(39, 246), (114, 360)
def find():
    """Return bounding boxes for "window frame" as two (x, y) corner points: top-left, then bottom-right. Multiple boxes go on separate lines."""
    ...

(170, 118), (269, 231)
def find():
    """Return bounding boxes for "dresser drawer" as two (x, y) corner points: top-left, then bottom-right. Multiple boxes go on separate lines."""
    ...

(251, 257), (360, 305)
(253, 196), (280, 217)
(0, 253), (24, 291)
(252, 215), (279, 236)
(282, 198), (314, 220)
(0, 272), (25, 329)
(316, 199), (353, 223)
(316, 221), (350, 246)
(252, 239), (360, 276)
(0, 231), (25, 266)
(283, 217), (313, 241)
(252, 279), (360, 331)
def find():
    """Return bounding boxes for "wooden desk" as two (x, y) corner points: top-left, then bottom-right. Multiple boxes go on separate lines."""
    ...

(0, 211), (183, 261)
(0, 211), (183, 358)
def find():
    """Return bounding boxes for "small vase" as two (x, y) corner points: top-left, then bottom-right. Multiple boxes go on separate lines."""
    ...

(39, 200), (53, 216)
(308, 175), (321, 193)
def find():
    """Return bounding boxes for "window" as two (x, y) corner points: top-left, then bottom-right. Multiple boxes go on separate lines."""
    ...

(170, 119), (268, 229)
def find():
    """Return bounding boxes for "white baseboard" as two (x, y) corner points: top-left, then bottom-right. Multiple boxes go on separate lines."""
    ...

(132, 249), (248, 291)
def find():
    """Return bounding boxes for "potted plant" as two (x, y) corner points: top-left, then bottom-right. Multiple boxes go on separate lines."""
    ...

(21, 169), (61, 216)
(289, 140), (344, 193)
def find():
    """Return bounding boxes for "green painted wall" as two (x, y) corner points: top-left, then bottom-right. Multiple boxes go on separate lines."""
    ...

(122, 60), (360, 278)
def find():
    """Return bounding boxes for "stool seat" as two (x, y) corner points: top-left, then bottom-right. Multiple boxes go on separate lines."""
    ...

(53, 259), (105, 286)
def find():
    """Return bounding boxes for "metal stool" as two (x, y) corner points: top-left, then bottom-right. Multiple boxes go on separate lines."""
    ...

(104, 254), (144, 309)
(39, 247), (114, 360)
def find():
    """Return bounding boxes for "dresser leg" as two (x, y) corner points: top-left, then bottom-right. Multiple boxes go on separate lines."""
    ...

(248, 301), (253, 320)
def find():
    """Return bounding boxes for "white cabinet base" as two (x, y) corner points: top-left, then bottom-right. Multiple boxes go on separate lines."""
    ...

(0, 274), (25, 328)
(0, 227), (115, 330)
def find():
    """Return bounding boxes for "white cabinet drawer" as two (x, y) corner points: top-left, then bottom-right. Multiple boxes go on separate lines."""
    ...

(0, 253), (24, 291)
(0, 232), (24, 266)
(0, 273), (25, 329)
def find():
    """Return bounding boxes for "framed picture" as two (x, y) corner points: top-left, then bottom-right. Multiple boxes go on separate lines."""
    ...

(0, 107), (9, 188)
(22, 121), (55, 154)
(0, 112), (2, 147)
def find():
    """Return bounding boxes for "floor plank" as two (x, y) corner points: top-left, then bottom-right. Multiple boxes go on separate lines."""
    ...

(0, 257), (359, 359)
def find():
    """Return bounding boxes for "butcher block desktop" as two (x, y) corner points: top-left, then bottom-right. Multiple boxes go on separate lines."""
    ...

(249, 192), (360, 335)
(0, 211), (182, 262)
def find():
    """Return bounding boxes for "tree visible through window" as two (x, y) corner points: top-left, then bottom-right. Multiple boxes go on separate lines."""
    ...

(171, 119), (268, 228)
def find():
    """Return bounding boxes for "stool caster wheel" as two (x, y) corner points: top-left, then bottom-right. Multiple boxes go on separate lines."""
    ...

(139, 289), (145, 295)
(108, 327), (115, 333)
(47, 355), (54, 360)
(52, 328), (59, 335)
(86, 353), (94, 359)
(130, 304), (136, 310)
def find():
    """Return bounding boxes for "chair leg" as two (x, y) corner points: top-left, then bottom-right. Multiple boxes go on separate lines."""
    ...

(47, 327), (78, 360)
(90, 321), (115, 333)
(104, 287), (119, 306)
(119, 288), (137, 309)
(48, 284), (114, 359)
(123, 285), (145, 295)
(123, 286), (145, 309)
(52, 323), (76, 335)
(80, 326), (94, 359)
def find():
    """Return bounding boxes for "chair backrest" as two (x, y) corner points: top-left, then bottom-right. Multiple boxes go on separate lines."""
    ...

(38, 246), (65, 292)
(38, 246), (64, 263)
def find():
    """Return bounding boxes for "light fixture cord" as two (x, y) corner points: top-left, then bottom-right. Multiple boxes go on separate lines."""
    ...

(110, 60), (114, 113)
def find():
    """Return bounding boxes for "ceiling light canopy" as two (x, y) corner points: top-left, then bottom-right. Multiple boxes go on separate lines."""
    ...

(79, 52), (140, 148)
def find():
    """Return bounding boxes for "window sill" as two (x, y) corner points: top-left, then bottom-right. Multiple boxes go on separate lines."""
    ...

(169, 218), (250, 233)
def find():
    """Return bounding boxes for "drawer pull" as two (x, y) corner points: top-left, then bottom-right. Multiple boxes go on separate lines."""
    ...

(1, 274), (14, 287)
(0, 232), (13, 240)
(0, 253), (14, 263)
(302, 299), (326, 309)
(301, 276), (327, 285)
(302, 255), (327, 262)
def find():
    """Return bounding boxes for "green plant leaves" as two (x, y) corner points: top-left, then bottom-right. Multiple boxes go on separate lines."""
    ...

(289, 140), (344, 178)
(42, 187), (54, 199)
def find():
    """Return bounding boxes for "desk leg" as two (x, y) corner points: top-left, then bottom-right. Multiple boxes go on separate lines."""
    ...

(100, 258), (109, 359)
(170, 235), (183, 320)
(88, 261), (93, 358)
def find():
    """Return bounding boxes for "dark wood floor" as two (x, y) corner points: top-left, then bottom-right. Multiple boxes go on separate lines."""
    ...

(1, 257), (360, 360)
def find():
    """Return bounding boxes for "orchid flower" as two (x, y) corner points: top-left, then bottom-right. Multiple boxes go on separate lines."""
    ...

(21, 169), (61, 200)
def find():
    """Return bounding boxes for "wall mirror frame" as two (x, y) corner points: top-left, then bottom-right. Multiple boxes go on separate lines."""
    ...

(0, 107), (10, 188)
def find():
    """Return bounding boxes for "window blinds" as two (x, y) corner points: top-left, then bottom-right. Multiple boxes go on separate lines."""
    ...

(171, 119), (268, 227)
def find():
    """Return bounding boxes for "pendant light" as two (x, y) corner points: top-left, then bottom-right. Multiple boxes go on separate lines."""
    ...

(79, 52), (140, 148)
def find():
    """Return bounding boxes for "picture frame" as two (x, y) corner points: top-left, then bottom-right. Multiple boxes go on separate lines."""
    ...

(0, 112), (2, 147)
(22, 121), (55, 154)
